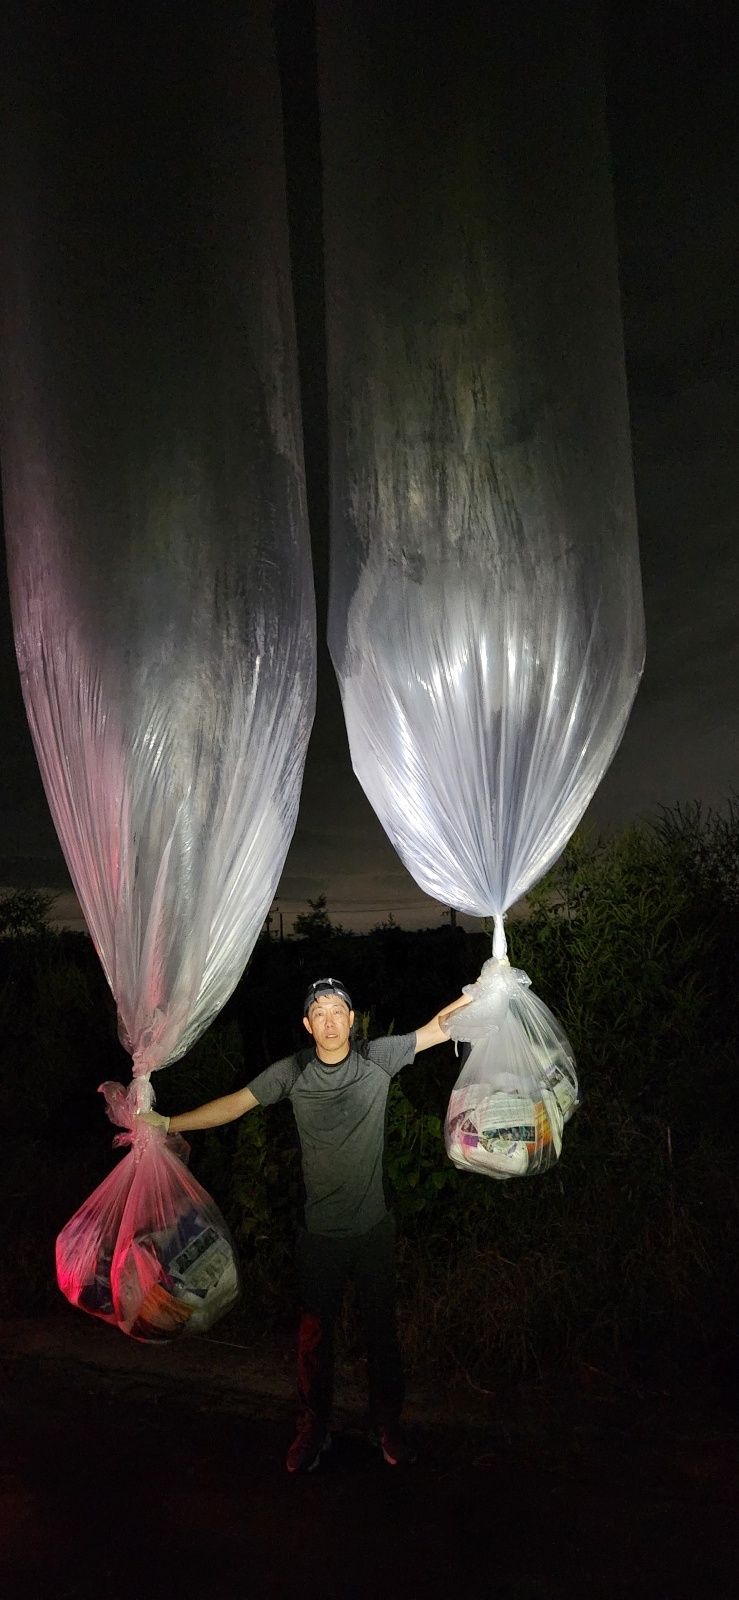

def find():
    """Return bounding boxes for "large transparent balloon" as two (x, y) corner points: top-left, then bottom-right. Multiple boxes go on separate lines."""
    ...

(319, 0), (644, 1173)
(0, 2), (315, 1325)
(0, 2), (315, 1072)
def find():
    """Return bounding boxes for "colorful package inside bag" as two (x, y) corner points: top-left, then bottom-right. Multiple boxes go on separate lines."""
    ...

(444, 959), (579, 1180)
(56, 1081), (239, 1342)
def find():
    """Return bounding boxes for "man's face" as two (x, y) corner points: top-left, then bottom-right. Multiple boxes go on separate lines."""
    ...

(303, 994), (354, 1057)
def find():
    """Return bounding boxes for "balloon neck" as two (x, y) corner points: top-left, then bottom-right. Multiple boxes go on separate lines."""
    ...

(492, 913), (508, 962)
(128, 1075), (153, 1117)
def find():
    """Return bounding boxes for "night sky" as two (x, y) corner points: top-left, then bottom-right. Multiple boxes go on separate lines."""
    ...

(0, 0), (736, 934)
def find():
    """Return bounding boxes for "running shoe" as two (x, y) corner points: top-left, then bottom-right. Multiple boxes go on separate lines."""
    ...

(286, 1423), (332, 1474)
(369, 1424), (417, 1465)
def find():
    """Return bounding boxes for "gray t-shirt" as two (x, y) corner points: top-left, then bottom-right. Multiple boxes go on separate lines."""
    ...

(247, 1033), (417, 1237)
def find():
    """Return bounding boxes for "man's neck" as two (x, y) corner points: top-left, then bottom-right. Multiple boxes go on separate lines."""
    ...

(314, 1042), (352, 1065)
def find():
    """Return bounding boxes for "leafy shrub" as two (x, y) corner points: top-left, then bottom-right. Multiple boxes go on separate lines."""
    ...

(0, 888), (56, 938)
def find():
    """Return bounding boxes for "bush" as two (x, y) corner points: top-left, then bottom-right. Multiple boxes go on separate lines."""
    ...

(0, 888), (56, 938)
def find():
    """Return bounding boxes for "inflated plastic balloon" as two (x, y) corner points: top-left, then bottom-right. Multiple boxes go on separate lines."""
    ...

(0, 2), (315, 1319)
(319, 0), (643, 1174)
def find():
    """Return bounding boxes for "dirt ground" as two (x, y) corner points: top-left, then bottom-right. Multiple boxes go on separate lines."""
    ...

(1, 1314), (739, 1600)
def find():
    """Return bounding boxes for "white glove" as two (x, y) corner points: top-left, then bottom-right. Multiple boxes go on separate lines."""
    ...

(136, 1109), (170, 1133)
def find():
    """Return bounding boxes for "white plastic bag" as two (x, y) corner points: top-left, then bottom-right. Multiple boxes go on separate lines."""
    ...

(444, 960), (578, 1180)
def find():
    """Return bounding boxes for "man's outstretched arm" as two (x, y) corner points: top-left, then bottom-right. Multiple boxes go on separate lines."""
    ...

(138, 1084), (260, 1135)
(414, 993), (473, 1054)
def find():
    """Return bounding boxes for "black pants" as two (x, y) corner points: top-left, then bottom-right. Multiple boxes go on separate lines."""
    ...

(295, 1211), (404, 1431)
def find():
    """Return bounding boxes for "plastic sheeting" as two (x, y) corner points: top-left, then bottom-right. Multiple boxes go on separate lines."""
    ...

(0, 3), (315, 1082)
(319, 0), (644, 929)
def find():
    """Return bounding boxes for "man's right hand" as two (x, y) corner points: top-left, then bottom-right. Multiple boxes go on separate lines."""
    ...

(414, 993), (474, 1053)
(135, 1109), (170, 1132)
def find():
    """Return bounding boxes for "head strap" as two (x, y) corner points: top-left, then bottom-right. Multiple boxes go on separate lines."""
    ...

(303, 977), (353, 1015)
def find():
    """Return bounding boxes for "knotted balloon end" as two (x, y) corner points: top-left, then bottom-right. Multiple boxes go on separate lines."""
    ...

(492, 913), (508, 962)
(98, 1075), (155, 1151)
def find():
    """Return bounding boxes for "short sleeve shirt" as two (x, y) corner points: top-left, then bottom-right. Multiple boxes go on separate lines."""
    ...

(247, 1033), (417, 1237)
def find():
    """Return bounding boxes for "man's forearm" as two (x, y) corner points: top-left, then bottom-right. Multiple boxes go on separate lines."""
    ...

(169, 1085), (258, 1134)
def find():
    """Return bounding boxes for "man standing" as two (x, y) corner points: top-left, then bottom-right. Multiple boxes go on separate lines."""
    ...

(140, 975), (470, 1472)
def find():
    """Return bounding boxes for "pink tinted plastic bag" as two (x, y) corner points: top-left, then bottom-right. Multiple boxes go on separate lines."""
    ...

(56, 1081), (239, 1342)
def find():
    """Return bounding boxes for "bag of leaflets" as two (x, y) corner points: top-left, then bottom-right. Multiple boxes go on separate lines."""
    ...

(444, 957), (579, 1180)
(56, 1080), (239, 1342)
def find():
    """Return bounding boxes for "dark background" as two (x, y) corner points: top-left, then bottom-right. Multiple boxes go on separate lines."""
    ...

(0, 0), (736, 931)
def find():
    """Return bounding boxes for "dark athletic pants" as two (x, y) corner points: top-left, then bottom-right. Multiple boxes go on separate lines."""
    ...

(295, 1211), (404, 1431)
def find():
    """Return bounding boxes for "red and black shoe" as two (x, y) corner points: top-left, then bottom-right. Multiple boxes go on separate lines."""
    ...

(286, 1422), (332, 1475)
(369, 1423), (417, 1465)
